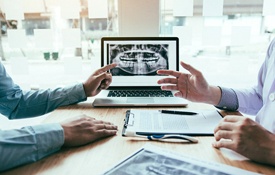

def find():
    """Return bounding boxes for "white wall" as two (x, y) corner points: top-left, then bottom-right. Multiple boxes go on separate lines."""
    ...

(118, 0), (160, 37)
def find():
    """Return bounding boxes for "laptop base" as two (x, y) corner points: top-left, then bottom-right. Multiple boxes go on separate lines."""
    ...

(92, 97), (188, 107)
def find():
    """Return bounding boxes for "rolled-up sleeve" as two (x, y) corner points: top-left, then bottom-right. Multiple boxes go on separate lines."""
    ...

(215, 86), (239, 111)
(0, 123), (64, 172)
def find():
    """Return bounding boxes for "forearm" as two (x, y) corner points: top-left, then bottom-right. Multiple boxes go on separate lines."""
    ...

(0, 123), (64, 172)
(1, 83), (87, 119)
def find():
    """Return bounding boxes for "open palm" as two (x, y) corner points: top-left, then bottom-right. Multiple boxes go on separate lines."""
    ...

(157, 61), (219, 104)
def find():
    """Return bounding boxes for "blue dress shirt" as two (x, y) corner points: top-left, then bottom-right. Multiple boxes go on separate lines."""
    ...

(0, 61), (87, 171)
(216, 38), (275, 133)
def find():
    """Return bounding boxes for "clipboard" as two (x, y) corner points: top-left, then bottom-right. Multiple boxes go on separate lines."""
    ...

(122, 109), (223, 136)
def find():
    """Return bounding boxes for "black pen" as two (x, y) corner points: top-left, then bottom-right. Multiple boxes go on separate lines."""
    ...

(159, 110), (198, 115)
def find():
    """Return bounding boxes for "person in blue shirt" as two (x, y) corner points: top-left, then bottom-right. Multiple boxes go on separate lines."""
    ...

(157, 38), (275, 166)
(0, 61), (118, 171)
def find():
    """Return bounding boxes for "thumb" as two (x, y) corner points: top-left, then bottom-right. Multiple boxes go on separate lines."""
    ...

(180, 61), (200, 76)
(97, 72), (112, 87)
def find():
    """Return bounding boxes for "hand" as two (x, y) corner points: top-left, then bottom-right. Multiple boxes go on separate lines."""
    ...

(213, 115), (275, 165)
(83, 63), (117, 97)
(157, 61), (221, 105)
(61, 115), (118, 147)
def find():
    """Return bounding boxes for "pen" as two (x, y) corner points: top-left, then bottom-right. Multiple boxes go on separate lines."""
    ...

(125, 131), (198, 143)
(159, 110), (198, 115)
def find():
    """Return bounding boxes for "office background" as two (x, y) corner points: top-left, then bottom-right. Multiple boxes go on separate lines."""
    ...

(0, 0), (274, 90)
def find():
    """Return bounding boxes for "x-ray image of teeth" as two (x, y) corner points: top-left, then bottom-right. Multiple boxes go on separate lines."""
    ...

(109, 44), (169, 76)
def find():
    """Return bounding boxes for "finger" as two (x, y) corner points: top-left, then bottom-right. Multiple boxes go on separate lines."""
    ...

(212, 139), (235, 150)
(157, 69), (182, 78)
(97, 123), (118, 130)
(160, 85), (178, 91)
(157, 77), (178, 84)
(100, 83), (109, 89)
(97, 72), (112, 83)
(214, 122), (235, 133)
(180, 61), (201, 76)
(96, 129), (118, 137)
(100, 78), (112, 89)
(222, 115), (242, 123)
(174, 91), (184, 98)
(214, 130), (233, 141)
(97, 63), (117, 74)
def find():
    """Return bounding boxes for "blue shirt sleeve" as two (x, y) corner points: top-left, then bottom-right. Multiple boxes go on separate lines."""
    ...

(0, 123), (64, 172)
(0, 61), (87, 119)
(0, 61), (87, 171)
(4, 83), (87, 119)
(215, 86), (239, 111)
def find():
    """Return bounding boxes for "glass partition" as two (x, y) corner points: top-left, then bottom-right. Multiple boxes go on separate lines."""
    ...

(0, 0), (274, 89)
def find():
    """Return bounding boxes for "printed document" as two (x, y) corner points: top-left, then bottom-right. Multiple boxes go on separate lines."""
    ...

(103, 144), (260, 175)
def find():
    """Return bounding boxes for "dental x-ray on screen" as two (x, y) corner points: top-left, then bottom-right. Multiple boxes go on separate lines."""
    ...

(108, 44), (169, 76)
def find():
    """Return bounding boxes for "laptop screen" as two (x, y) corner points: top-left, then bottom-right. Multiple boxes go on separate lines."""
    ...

(101, 37), (179, 87)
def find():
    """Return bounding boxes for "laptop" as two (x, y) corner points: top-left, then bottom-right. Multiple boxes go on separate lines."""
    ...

(92, 37), (189, 107)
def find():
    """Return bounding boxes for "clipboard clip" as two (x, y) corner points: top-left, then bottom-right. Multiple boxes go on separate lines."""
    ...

(124, 110), (135, 127)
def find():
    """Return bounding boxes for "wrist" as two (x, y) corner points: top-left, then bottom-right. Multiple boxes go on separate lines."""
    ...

(205, 86), (221, 105)
(82, 82), (89, 97)
(61, 124), (70, 147)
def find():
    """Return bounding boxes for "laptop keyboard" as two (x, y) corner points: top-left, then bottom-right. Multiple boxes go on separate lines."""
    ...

(107, 90), (174, 97)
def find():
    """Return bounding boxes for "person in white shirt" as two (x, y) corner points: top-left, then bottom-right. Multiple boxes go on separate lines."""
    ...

(157, 38), (275, 166)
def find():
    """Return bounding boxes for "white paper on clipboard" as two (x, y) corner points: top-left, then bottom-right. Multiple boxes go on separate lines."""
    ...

(122, 109), (223, 136)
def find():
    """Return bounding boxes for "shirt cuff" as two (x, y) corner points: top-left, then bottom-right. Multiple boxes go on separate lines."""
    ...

(30, 123), (64, 159)
(215, 86), (239, 111)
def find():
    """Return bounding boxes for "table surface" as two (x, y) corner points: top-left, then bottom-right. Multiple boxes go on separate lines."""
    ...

(2, 101), (275, 175)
